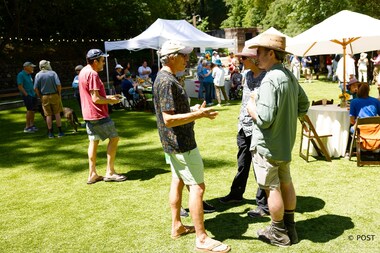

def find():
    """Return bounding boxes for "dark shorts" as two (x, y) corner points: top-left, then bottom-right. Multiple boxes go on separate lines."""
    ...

(86, 117), (118, 141)
(23, 95), (38, 111)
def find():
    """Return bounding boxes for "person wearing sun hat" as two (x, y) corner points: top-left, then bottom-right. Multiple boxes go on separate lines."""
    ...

(219, 44), (269, 219)
(78, 49), (127, 185)
(246, 33), (310, 247)
(212, 58), (229, 107)
(153, 40), (230, 253)
(357, 52), (369, 83)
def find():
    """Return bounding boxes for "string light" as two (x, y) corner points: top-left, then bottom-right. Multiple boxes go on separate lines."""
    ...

(0, 36), (128, 43)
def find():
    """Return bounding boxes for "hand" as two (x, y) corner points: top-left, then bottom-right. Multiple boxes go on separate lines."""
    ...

(107, 95), (122, 104)
(197, 101), (218, 119)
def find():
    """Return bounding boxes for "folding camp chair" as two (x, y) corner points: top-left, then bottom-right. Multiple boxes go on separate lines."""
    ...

(348, 116), (380, 166)
(299, 114), (332, 162)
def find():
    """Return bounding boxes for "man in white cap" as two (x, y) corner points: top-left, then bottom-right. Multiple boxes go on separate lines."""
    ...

(247, 34), (310, 247)
(79, 49), (127, 184)
(153, 40), (230, 252)
(17, 61), (38, 133)
(34, 60), (64, 138)
(219, 45), (269, 219)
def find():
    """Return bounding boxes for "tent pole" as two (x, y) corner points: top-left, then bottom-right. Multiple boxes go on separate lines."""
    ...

(105, 51), (110, 90)
(343, 41), (346, 93)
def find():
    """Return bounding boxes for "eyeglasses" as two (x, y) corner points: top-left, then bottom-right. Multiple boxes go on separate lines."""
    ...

(241, 56), (248, 61)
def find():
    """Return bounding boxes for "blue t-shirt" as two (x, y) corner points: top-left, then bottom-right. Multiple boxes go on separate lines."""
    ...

(72, 75), (79, 89)
(17, 70), (36, 97)
(350, 96), (380, 119)
(34, 70), (61, 94)
(202, 68), (213, 83)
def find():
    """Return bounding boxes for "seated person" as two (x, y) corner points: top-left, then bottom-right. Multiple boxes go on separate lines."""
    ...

(346, 77), (359, 100)
(229, 67), (242, 100)
(349, 82), (380, 133)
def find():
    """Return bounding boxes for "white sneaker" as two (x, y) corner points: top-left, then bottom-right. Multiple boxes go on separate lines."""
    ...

(217, 104), (221, 107)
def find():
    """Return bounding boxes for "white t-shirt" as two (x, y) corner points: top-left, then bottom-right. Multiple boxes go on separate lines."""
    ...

(212, 67), (226, 87)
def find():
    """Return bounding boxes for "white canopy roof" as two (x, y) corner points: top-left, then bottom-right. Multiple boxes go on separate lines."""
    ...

(104, 18), (236, 52)
(245, 27), (293, 46)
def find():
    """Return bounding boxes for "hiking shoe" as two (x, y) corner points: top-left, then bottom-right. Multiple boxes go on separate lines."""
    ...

(180, 207), (189, 217)
(257, 225), (291, 247)
(203, 201), (216, 213)
(24, 127), (35, 133)
(247, 207), (269, 218)
(285, 222), (298, 245)
(31, 125), (38, 131)
(57, 132), (65, 138)
(48, 133), (55, 138)
(219, 194), (243, 204)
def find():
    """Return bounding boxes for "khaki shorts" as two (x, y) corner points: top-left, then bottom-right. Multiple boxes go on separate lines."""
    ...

(252, 150), (292, 190)
(166, 147), (204, 185)
(302, 67), (311, 75)
(41, 93), (62, 116)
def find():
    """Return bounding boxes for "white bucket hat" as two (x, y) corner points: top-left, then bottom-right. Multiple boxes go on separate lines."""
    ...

(159, 40), (193, 57)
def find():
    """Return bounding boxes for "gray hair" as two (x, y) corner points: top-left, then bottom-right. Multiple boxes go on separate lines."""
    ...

(160, 53), (179, 66)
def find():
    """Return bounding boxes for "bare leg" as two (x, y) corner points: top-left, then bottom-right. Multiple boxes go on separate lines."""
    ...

(170, 177), (185, 236)
(106, 136), (119, 176)
(88, 140), (100, 180)
(55, 113), (62, 128)
(281, 181), (296, 211)
(26, 110), (35, 128)
(189, 183), (208, 240)
(265, 188), (284, 222)
(46, 115), (53, 129)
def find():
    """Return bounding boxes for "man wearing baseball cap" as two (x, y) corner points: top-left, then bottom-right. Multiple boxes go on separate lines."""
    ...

(17, 62), (38, 133)
(153, 40), (230, 252)
(219, 45), (269, 218)
(247, 34), (310, 247)
(79, 49), (126, 184)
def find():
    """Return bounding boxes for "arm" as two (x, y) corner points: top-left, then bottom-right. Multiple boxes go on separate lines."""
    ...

(162, 101), (218, 128)
(90, 90), (120, 104)
(17, 84), (28, 97)
(350, 116), (356, 125)
(57, 84), (62, 96)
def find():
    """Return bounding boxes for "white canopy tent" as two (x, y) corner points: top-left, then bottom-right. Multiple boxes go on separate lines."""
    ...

(104, 18), (236, 86)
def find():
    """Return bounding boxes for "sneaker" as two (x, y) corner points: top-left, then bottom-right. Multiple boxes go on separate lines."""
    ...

(203, 201), (216, 213)
(247, 207), (269, 218)
(257, 225), (291, 247)
(31, 125), (38, 131)
(217, 103), (221, 107)
(206, 103), (214, 106)
(57, 132), (65, 138)
(24, 127), (35, 133)
(48, 132), (55, 138)
(219, 194), (243, 204)
(285, 222), (298, 245)
(180, 207), (189, 217)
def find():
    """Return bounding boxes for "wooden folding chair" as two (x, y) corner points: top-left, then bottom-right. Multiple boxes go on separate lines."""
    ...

(299, 114), (332, 162)
(311, 99), (334, 106)
(348, 116), (380, 166)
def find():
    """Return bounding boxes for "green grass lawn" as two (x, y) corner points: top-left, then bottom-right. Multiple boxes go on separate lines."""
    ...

(0, 78), (379, 253)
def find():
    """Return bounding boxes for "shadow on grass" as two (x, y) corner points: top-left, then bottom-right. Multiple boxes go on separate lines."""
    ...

(297, 214), (354, 243)
(123, 168), (169, 181)
(204, 208), (270, 241)
(296, 195), (326, 213)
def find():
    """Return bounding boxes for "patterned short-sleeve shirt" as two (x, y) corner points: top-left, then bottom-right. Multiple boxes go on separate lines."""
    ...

(153, 70), (196, 154)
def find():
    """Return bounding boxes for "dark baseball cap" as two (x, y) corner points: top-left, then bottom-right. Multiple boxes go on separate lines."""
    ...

(86, 49), (109, 60)
(23, 61), (36, 67)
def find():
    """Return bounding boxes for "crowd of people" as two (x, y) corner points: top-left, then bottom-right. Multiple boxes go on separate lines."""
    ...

(15, 32), (380, 252)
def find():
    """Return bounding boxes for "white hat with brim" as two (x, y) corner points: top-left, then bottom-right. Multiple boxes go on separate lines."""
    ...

(248, 34), (290, 54)
(235, 46), (257, 58)
(115, 64), (123, 69)
(159, 40), (193, 57)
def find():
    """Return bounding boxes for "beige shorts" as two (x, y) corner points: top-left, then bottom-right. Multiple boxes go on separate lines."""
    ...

(41, 93), (62, 116)
(166, 147), (204, 185)
(302, 67), (311, 75)
(252, 150), (292, 190)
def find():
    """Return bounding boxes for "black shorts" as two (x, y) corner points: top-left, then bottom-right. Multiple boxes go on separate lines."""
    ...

(23, 95), (38, 111)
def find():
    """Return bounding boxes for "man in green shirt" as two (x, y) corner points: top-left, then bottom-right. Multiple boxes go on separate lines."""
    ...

(247, 34), (310, 247)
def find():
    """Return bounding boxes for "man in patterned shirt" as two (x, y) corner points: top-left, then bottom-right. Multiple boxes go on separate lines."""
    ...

(153, 40), (230, 253)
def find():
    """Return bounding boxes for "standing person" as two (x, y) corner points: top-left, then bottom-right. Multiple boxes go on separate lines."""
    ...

(247, 34), (310, 247)
(113, 64), (125, 94)
(326, 55), (333, 81)
(196, 57), (205, 100)
(72, 65), (83, 110)
(357, 52), (369, 83)
(79, 49), (127, 185)
(211, 50), (220, 63)
(290, 55), (301, 80)
(138, 60), (152, 79)
(332, 54), (340, 82)
(337, 54), (356, 91)
(212, 59), (229, 107)
(153, 40), (230, 253)
(370, 50), (380, 85)
(219, 46), (269, 218)
(202, 62), (214, 106)
(301, 56), (312, 83)
(34, 60), (64, 138)
(17, 61), (38, 133)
